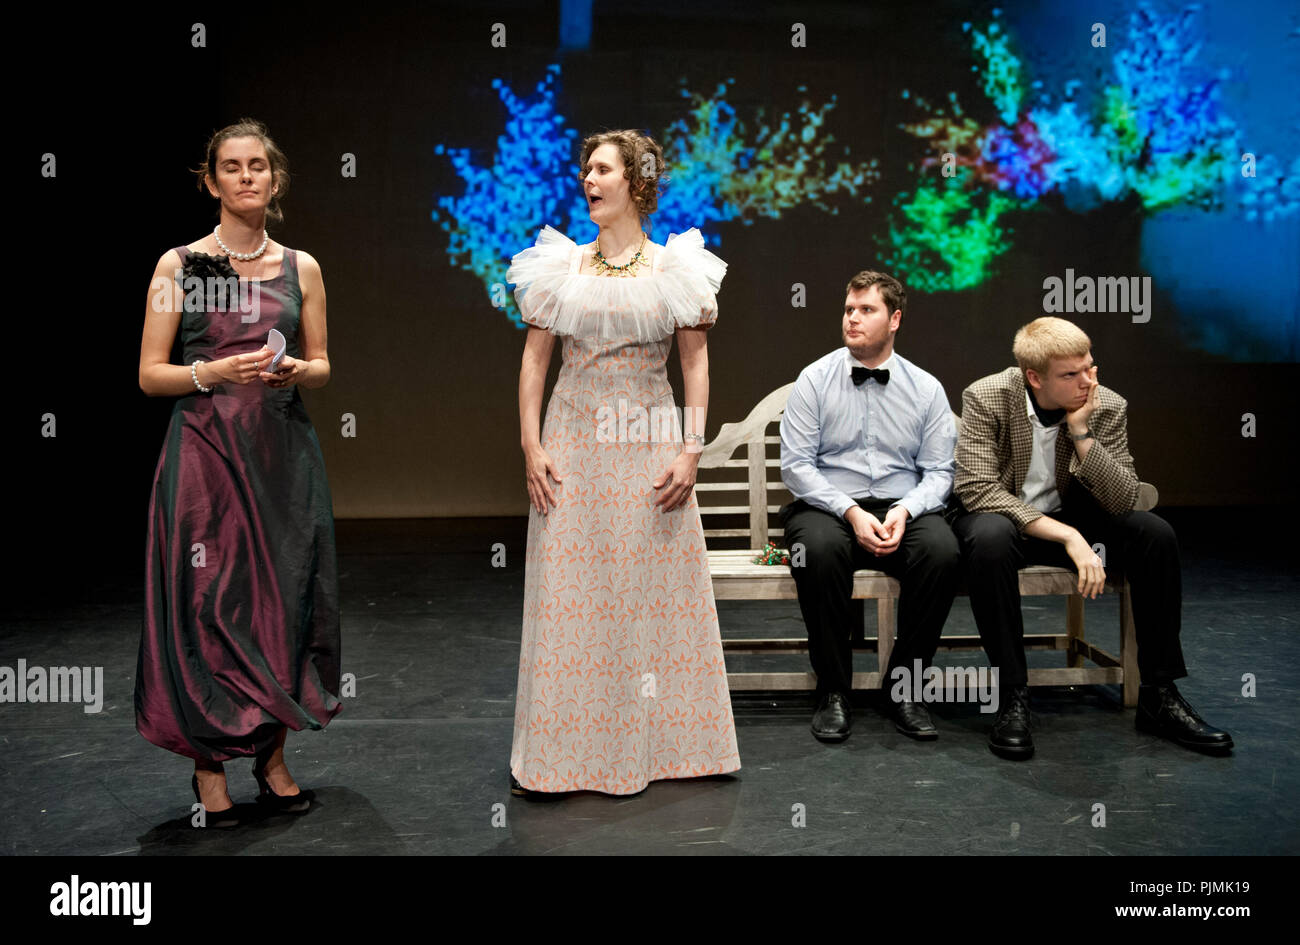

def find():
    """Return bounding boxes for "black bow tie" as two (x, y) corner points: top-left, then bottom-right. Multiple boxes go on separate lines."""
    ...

(852, 366), (890, 386)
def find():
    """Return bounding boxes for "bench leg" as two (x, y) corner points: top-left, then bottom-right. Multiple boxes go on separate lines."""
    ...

(876, 597), (895, 687)
(1067, 593), (1085, 668)
(1120, 583), (1140, 708)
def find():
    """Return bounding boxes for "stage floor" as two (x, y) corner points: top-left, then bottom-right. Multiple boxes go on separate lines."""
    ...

(2, 511), (1296, 856)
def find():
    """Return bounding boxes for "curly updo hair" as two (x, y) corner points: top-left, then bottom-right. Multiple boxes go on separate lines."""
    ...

(193, 118), (290, 225)
(577, 129), (667, 224)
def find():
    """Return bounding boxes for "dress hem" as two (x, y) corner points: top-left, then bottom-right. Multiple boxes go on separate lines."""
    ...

(510, 760), (742, 797)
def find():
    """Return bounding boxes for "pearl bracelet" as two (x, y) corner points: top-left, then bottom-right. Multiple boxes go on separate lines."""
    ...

(192, 360), (213, 393)
(684, 432), (705, 445)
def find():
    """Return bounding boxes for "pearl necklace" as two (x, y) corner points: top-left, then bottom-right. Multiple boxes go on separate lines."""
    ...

(214, 224), (268, 261)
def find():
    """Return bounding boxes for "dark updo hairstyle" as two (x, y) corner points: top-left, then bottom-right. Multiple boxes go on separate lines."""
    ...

(577, 129), (667, 226)
(193, 118), (290, 225)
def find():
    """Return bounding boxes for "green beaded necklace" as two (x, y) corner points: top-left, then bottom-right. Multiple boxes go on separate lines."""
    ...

(592, 232), (648, 277)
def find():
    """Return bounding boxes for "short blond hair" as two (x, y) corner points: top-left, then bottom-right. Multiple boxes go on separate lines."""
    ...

(1013, 317), (1091, 376)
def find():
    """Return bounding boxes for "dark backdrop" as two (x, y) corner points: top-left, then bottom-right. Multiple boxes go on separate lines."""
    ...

(14, 0), (1298, 598)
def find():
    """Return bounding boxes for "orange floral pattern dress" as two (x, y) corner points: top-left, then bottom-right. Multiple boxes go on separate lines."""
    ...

(507, 226), (741, 795)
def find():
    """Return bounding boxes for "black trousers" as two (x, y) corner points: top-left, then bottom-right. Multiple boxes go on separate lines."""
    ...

(780, 497), (961, 699)
(952, 490), (1188, 689)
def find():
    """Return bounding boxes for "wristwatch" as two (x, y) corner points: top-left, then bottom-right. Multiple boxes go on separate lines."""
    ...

(1069, 429), (1094, 441)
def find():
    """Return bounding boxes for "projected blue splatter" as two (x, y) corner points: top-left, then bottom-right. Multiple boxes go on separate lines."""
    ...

(431, 65), (577, 329)
(886, 5), (1299, 308)
(432, 3), (1297, 358)
(432, 67), (880, 327)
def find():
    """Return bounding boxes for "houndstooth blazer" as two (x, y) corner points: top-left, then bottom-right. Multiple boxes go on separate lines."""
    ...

(954, 366), (1140, 531)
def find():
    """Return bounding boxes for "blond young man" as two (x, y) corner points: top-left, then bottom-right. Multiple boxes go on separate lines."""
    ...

(952, 317), (1232, 759)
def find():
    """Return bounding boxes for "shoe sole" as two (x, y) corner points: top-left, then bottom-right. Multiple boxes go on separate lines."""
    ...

(1183, 742), (1235, 755)
(989, 741), (1034, 760)
(1135, 715), (1234, 754)
(812, 728), (850, 743)
(895, 723), (938, 741)
(1133, 717), (1232, 753)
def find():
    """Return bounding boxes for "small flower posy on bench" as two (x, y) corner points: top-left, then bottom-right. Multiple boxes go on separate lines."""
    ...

(753, 541), (790, 566)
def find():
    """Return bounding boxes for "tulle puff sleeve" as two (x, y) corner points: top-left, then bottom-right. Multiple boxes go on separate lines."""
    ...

(505, 226), (726, 344)
(654, 227), (727, 331)
(505, 225), (578, 332)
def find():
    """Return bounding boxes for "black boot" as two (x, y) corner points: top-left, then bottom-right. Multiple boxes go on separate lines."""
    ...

(989, 686), (1033, 760)
(1136, 682), (1233, 754)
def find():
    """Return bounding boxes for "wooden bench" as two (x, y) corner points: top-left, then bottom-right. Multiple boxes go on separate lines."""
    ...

(699, 383), (1150, 707)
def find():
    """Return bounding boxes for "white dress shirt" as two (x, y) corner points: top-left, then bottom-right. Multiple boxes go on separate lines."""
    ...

(1020, 390), (1062, 514)
(780, 348), (956, 520)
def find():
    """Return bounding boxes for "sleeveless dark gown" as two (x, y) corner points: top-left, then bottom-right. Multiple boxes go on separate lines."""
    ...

(135, 246), (342, 762)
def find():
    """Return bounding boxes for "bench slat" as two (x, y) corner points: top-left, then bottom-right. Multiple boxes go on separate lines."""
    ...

(726, 666), (1124, 690)
(708, 550), (1125, 597)
(723, 633), (1093, 654)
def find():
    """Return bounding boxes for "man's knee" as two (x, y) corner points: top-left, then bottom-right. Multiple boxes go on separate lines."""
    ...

(956, 513), (1019, 564)
(910, 516), (961, 573)
(1129, 509), (1175, 539)
(1119, 510), (1179, 556)
(784, 511), (852, 575)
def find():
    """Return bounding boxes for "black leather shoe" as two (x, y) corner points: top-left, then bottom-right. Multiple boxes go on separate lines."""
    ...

(1136, 682), (1234, 754)
(989, 686), (1034, 760)
(811, 691), (851, 742)
(510, 773), (531, 797)
(890, 698), (938, 740)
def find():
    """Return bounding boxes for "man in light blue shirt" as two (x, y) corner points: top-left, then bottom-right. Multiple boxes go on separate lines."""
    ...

(780, 270), (960, 743)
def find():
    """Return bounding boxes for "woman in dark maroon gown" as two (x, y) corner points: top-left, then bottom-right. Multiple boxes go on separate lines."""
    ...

(136, 119), (341, 824)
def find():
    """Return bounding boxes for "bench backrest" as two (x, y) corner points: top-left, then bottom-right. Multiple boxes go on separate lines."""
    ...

(697, 383), (795, 547)
(698, 384), (1156, 549)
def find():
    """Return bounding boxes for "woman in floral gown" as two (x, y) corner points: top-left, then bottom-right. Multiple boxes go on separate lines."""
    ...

(510, 129), (740, 796)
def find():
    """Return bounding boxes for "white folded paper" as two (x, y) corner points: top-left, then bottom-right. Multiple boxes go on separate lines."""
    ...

(266, 328), (286, 373)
